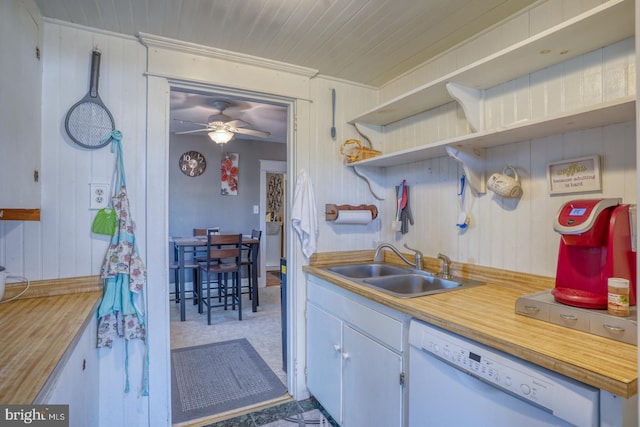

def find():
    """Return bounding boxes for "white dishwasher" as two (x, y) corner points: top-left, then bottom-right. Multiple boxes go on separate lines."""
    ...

(408, 319), (600, 427)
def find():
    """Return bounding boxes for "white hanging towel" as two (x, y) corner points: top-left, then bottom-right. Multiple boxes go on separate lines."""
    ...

(292, 169), (318, 258)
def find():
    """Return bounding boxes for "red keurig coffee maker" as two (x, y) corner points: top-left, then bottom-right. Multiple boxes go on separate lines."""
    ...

(552, 198), (636, 309)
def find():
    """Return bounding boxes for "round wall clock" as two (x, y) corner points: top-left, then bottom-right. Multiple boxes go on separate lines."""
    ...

(179, 151), (206, 177)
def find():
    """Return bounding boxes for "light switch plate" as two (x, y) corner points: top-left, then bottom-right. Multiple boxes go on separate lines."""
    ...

(90, 183), (110, 210)
(253, 205), (259, 214)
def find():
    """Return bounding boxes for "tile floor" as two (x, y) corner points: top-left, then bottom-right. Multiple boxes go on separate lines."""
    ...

(204, 397), (339, 427)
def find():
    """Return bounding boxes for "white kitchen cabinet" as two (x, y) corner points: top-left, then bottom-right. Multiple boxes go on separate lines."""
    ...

(306, 303), (343, 420)
(0, 0), (42, 211)
(35, 311), (99, 427)
(341, 325), (402, 427)
(348, 0), (635, 170)
(307, 276), (408, 426)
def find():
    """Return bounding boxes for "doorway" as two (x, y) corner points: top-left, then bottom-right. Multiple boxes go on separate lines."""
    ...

(260, 161), (287, 288)
(167, 85), (291, 423)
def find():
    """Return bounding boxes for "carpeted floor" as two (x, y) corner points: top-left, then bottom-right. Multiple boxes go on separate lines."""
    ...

(170, 284), (287, 425)
(171, 338), (287, 424)
(170, 286), (285, 384)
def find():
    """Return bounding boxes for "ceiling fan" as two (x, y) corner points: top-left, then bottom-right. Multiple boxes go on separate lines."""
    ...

(174, 100), (271, 144)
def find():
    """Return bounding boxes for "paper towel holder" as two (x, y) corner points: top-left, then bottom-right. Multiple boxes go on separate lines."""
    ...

(325, 204), (378, 221)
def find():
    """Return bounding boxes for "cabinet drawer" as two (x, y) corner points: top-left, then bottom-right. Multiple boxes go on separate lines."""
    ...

(308, 278), (404, 351)
(590, 315), (637, 345)
(342, 296), (403, 351)
(549, 305), (590, 333)
(515, 298), (550, 321)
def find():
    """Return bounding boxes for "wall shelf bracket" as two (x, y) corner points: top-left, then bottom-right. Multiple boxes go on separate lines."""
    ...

(446, 82), (483, 132)
(445, 146), (486, 194)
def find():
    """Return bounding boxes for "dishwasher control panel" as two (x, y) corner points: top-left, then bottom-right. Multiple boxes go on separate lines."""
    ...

(420, 330), (554, 408)
(409, 320), (599, 426)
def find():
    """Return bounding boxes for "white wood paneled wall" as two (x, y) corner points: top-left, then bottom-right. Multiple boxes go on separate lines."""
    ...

(36, 23), (148, 281)
(39, 22), (150, 427)
(309, 77), (381, 253)
(1, 21), (148, 280)
(485, 38), (636, 127)
(383, 122), (635, 276)
(381, 38), (636, 278)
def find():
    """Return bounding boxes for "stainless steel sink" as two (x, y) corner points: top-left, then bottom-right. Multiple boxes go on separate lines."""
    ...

(363, 274), (461, 296)
(322, 263), (485, 298)
(327, 263), (415, 278)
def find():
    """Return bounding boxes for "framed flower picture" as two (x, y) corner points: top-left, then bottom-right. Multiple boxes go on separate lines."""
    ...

(221, 152), (239, 195)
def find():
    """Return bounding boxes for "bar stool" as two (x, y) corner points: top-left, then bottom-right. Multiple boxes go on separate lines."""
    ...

(169, 259), (201, 305)
(241, 229), (262, 304)
(199, 232), (243, 325)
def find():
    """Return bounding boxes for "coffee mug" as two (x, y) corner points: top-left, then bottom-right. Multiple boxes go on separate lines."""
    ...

(487, 165), (522, 199)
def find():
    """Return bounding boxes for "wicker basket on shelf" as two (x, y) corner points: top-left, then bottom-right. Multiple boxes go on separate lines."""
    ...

(340, 139), (381, 163)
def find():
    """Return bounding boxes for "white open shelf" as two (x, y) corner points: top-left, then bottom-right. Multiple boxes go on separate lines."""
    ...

(349, 0), (634, 126)
(349, 96), (636, 168)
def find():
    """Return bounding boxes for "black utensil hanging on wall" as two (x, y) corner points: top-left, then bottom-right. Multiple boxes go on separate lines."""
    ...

(331, 88), (336, 139)
(64, 50), (115, 149)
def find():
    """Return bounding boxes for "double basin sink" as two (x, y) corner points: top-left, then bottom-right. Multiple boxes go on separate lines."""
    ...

(323, 263), (485, 298)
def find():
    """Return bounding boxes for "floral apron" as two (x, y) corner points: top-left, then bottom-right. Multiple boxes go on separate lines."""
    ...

(96, 131), (148, 395)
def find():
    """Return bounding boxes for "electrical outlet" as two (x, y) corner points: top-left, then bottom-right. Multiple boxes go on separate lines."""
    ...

(90, 183), (110, 210)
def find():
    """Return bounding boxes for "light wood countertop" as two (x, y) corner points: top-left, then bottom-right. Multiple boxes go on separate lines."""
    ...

(0, 276), (102, 404)
(304, 252), (638, 398)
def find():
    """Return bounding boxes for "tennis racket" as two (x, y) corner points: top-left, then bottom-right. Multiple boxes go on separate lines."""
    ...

(64, 50), (115, 149)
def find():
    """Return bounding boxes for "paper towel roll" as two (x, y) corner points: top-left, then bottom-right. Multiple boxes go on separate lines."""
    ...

(333, 210), (372, 225)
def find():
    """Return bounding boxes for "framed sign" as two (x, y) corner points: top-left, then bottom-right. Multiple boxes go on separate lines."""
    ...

(547, 155), (601, 195)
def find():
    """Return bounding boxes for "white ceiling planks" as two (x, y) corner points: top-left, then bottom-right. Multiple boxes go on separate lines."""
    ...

(269, 0), (360, 64)
(34, 0), (539, 87)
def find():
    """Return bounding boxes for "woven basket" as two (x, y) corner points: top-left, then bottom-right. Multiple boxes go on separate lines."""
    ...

(340, 139), (381, 163)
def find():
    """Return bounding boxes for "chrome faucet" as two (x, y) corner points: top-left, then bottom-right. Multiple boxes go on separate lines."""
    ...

(437, 253), (451, 279)
(374, 242), (423, 270)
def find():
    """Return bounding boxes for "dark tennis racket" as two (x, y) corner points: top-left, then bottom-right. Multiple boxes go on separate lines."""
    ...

(64, 50), (115, 149)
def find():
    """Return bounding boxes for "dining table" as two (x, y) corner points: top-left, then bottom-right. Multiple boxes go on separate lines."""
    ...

(171, 235), (260, 321)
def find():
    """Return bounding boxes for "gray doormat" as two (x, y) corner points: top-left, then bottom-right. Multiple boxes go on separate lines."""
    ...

(171, 338), (287, 424)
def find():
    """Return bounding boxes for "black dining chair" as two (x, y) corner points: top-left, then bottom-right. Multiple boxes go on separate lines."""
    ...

(184, 228), (219, 306)
(169, 237), (203, 306)
(199, 232), (243, 325)
(240, 229), (262, 305)
(194, 227), (220, 237)
(168, 259), (200, 305)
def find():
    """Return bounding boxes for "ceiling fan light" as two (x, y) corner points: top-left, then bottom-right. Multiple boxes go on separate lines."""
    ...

(208, 129), (234, 144)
